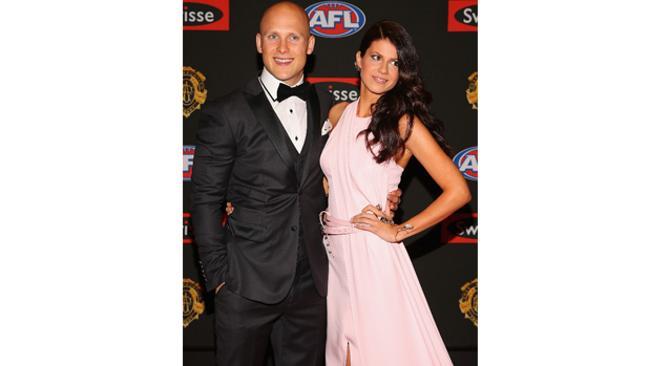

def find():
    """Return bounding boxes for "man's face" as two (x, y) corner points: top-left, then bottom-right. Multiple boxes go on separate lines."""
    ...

(256, 5), (315, 86)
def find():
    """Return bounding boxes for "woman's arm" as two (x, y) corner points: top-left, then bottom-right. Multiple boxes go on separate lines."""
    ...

(328, 102), (349, 131)
(351, 116), (471, 242)
(322, 102), (349, 196)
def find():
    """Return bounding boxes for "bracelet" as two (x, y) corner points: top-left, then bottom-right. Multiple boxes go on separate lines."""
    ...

(393, 223), (414, 243)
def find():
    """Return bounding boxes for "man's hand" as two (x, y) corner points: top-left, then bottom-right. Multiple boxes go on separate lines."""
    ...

(385, 188), (402, 220)
(225, 202), (234, 215)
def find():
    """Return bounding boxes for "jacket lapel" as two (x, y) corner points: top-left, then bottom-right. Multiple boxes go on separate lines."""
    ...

(244, 79), (298, 170)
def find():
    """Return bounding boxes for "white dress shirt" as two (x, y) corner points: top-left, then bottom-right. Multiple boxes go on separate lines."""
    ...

(258, 68), (308, 153)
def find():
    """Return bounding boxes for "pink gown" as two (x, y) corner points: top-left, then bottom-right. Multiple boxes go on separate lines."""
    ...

(319, 100), (453, 366)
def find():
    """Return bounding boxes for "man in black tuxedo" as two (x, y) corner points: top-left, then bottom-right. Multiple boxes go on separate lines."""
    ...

(192, 2), (400, 365)
(191, 2), (331, 365)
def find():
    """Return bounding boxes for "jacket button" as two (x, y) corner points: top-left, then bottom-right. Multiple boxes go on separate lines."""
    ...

(291, 226), (297, 232)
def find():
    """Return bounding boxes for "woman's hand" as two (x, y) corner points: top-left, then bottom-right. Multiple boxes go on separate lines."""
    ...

(385, 188), (402, 221)
(350, 204), (403, 243)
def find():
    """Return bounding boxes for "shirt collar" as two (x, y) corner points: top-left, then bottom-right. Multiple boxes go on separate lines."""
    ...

(259, 67), (304, 100)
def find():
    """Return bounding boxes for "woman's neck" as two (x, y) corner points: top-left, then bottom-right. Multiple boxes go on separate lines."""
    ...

(356, 87), (381, 118)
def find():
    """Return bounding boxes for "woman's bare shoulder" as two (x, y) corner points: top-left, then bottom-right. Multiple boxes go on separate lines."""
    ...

(328, 102), (350, 130)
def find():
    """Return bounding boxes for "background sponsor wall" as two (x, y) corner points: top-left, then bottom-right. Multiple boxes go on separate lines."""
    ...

(183, 0), (477, 365)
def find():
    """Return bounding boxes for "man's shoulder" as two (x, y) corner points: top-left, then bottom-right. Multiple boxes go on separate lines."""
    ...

(204, 77), (260, 111)
(204, 91), (241, 112)
(313, 83), (334, 108)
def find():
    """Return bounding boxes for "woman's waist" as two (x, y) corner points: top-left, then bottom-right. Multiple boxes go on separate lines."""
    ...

(319, 211), (361, 236)
(326, 193), (390, 216)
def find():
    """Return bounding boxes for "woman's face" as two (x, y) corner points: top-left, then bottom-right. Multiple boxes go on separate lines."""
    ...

(356, 38), (400, 96)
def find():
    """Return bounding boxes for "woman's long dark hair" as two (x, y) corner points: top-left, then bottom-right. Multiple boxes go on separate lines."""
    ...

(357, 20), (451, 163)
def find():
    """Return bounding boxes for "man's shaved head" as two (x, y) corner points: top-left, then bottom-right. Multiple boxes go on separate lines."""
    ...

(259, 1), (310, 35)
(256, 1), (315, 86)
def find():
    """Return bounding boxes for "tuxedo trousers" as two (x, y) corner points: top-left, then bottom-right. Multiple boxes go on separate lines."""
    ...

(214, 256), (326, 366)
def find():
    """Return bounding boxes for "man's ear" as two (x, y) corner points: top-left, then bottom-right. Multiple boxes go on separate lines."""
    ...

(307, 35), (315, 55)
(255, 33), (263, 53)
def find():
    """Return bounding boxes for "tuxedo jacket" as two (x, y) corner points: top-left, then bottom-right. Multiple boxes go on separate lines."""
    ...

(192, 77), (332, 304)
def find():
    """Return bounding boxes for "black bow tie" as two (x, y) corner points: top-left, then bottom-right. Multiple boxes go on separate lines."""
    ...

(276, 82), (310, 102)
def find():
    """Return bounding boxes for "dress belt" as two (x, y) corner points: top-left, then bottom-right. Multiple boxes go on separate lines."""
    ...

(319, 211), (360, 235)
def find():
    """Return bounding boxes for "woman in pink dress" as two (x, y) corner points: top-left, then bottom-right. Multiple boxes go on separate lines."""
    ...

(319, 21), (471, 366)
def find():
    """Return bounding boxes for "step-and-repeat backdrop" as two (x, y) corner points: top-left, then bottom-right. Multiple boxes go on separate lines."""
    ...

(183, 1), (477, 364)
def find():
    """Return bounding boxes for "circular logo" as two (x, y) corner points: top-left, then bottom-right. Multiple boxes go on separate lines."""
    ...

(306, 1), (366, 38)
(183, 278), (205, 328)
(466, 71), (477, 110)
(183, 66), (208, 118)
(459, 278), (478, 327)
(453, 146), (478, 181)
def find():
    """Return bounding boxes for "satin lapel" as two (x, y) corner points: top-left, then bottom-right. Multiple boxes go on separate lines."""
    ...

(299, 87), (322, 187)
(245, 90), (298, 170)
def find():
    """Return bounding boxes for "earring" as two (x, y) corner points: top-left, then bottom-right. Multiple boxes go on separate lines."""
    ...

(354, 63), (360, 71)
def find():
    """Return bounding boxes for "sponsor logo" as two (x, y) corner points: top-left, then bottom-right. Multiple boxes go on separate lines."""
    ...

(183, 145), (195, 182)
(183, 212), (193, 245)
(441, 212), (477, 244)
(466, 71), (477, 110)
(183, 67), (208, 118)
(448, 0), (477, 32)
(459, 278), (478, 327)
(307, 77), (359, 102)
(183, 278), (205, 327)
(453, 146), (478, 181)
(306, 1), (365, 38)
(183, 0), (229, 31)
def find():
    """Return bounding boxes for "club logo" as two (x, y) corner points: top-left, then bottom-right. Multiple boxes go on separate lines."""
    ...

(441, 212), (477, 244)
(183, 278), (205, 327)
(183, 67), (208, 118)
(183, 145), (195, 182)
(459, 278), (478, 327)
(306, 1), (365, 38)
(466, 71), (477, 110)
(183, 212), (193, 245)
(183, 0), (229, 31)
(307, 77), (359, 102)
(453, 146), (478, 181)
(448, 0), (477, 32)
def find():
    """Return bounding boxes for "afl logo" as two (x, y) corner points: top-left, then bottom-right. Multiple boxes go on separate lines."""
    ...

(306, 1), (366, 38)
(453, 146), (477, 181)
(183, 145), (195, 181)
